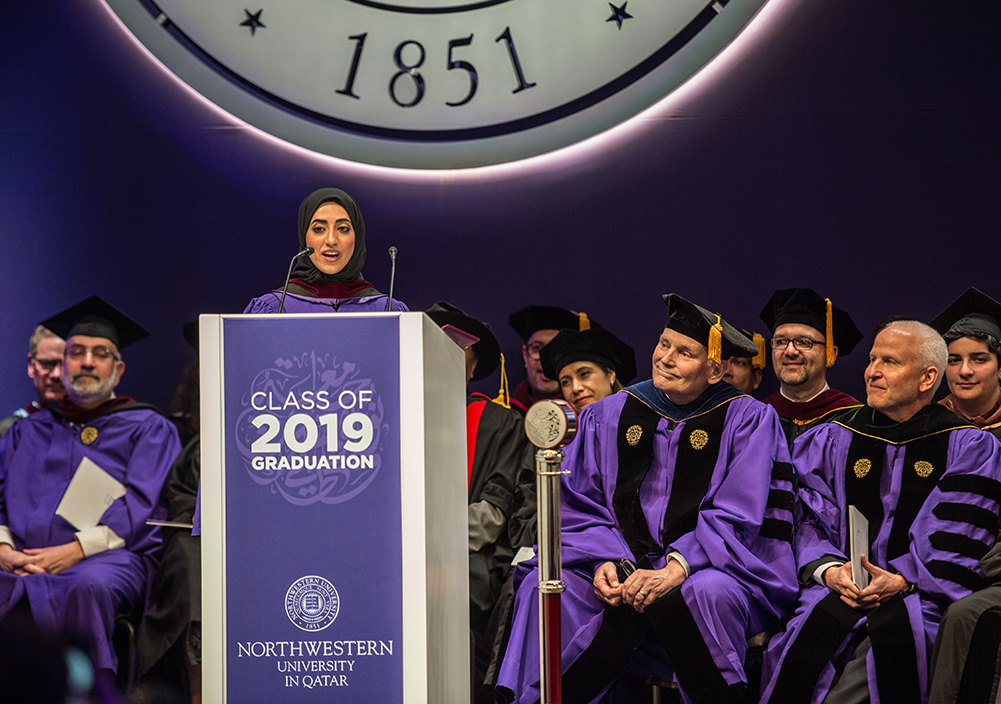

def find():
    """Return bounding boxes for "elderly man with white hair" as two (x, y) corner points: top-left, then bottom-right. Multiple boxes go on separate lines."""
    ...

(760, 319), (1001, 704)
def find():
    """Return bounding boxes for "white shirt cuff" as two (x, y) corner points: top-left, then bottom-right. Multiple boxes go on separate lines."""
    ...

(75, 526), (125, 558)
(814, 560), (844, 586)
(0, 526), (14, 548)
(667, 551), (690, 577)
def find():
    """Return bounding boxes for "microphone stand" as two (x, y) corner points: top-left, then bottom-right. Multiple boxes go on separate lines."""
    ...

(524, 399), (578, 704)
(385, 246), (398, 312)
(278, 247), (313, 314)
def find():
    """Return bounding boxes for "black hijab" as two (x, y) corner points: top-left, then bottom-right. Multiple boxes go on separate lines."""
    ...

(290, 188), (367, 284)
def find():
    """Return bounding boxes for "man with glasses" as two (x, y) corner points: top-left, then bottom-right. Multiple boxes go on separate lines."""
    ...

(507, 305), (597, 412)
(0, 326), (66, 437)
(760, 319), (1000, 704)
(0, 295), (180, 678)
(759, 288), (865, 443)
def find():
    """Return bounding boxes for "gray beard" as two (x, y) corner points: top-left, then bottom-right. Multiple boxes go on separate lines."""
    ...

(67, 374), (117, 407)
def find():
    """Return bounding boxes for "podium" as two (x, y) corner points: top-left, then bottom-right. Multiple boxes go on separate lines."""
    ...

(199, 312), (469, 703)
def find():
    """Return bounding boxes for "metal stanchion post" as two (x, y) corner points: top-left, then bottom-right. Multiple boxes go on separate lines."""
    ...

(524, 400), (577, 704)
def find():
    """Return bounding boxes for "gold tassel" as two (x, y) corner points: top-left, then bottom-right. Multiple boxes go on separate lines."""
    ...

(752, 333), (767, 369)
(492, 353), (511, 408)
(825, 298), (835, 367)
(576, 311), (591, 331)
(708, 315), (723, 364)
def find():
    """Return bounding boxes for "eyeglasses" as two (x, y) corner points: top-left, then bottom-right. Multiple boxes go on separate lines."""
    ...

(526, 343), (547, 359)
(30, 356), (62, 373)
(66, 344), (120, 362)
(770, 337), (822, 351)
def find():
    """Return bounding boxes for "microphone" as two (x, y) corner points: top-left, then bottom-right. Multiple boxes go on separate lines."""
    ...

(385, 246), (398, 312)
(278, 247), (314, 314)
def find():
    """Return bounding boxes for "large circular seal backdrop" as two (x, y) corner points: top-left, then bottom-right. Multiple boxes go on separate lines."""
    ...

(104, 0), (767, 168)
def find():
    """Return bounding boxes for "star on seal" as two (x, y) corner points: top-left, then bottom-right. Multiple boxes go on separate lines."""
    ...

(606, 2), (633, 30)
(240, 8), (266, 36)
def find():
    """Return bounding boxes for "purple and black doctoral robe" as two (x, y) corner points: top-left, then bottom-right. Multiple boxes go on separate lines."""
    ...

(0, 404), (180, 672)
(763, 387), (862, 445)
(243, 283), (408, 314)
(927, 405), (1001, 704)
(496, 380), (798, 704)
(760, 404), (1001, 704)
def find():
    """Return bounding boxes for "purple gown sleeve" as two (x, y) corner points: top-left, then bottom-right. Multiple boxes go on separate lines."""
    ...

(669, 400), (798, 619)
(0, 430), (14, 529)
(99, 413), (181, 557)
(790, 424), (849, 574)
(243, 292), (281, 313)
(559, 403), (634, 571)
(891, 428), (1001, 602)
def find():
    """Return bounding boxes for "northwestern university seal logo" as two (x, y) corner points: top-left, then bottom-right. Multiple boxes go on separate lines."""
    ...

(101, 0), (771, 168)
(285, 576), (340, 632)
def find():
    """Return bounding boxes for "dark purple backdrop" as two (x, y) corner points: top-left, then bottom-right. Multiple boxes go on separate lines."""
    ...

(2, 0), (998, 412)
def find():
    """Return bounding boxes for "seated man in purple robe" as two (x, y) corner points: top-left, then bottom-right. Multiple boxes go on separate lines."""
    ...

(760, 319), (1001, 704)
(496, 293), (798, 704)
(0, 296), (180, 676)
(759, 288), (865, 444)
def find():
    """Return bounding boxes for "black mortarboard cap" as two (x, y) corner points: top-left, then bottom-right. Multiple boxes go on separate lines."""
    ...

(663, 294), (758, 362)
(425, 301), (500, 381)
(759, 287), (863, 364)
(929, 287), (1001, 342)
(40, 295), (150, 351)
(540, 327), (638, 386)
(508, 305), (599, 340)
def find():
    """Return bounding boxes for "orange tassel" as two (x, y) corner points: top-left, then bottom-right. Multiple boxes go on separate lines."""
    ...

(708, 315), (723, 364)
(752, 333), (767, 369)
(825, 298), (835, 367)
(492, 353), (511, 408)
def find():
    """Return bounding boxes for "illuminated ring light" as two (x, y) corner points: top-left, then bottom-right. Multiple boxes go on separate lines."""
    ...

(99, 0), (786, 172)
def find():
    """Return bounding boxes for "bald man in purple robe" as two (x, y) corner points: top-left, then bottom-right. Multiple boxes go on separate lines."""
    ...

(0, 297), (179, 675)
(760, 320), (1001, 704)
(496, 294), (798, 704)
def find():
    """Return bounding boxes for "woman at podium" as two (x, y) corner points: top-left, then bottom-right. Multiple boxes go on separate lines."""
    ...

(244, 188), (408, 313)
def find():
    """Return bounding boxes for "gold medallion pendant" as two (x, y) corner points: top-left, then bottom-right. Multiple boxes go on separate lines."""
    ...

(690, 429), (709, 450)
(625, 425), (643, 447)
(853, 459), (871, 479)
(80, 427), (99, 445)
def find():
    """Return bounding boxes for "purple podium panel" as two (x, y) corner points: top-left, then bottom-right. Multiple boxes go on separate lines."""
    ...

(220, 315), (401, 702)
